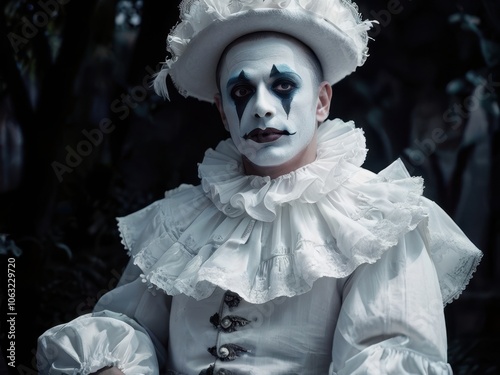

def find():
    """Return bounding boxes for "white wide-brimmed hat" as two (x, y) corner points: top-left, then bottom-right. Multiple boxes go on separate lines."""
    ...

(154, 0), (374, 103)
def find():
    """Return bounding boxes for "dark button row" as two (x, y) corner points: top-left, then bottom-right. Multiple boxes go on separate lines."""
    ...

(198, 291), (245, 375)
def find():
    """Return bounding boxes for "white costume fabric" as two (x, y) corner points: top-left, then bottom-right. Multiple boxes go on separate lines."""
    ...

(37, 119), (481, 375)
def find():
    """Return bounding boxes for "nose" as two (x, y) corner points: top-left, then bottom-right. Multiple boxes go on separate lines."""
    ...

(253, 86), (275, 119)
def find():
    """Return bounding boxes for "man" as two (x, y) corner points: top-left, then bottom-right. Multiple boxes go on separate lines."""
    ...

(38, 1), (481, 374)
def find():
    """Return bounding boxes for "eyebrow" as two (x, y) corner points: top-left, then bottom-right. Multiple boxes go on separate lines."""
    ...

(270, 64), (302, 83)
(226, 70), (251, 89)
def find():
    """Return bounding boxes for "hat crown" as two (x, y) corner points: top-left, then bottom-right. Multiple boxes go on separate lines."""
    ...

(170, 0), (368, 59)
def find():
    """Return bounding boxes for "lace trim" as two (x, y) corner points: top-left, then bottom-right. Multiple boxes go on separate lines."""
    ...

(430, 235), (483, 305)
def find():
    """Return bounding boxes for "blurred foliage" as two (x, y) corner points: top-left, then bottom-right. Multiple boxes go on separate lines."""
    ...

(4, 0), (66, 62)
(0, 234), (22, 257)
(115, 0), (143, 30)
(449, 338), (500, 374)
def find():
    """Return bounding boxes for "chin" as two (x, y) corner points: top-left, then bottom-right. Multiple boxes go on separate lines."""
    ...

(246, 151), (296, 168)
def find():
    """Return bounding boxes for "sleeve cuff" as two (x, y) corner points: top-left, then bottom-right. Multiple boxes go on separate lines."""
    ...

(37, 311), (159, 375)
(332, 345), (452, 375)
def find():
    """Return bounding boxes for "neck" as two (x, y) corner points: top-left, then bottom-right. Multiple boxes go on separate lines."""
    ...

(242, 135), (318, 179)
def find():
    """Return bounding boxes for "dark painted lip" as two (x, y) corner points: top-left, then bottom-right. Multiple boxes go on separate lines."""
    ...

(243, 128), (293, 143)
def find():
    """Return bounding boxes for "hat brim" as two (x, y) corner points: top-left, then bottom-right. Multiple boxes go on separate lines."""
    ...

(169, 8), (360, 103)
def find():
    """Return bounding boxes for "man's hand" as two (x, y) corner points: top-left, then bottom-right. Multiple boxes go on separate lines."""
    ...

(90, 366), (125, 375)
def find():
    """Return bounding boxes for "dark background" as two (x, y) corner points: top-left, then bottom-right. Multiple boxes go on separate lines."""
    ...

(0, 0), (499, 373)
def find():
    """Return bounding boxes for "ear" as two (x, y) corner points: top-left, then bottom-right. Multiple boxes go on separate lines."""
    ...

(316, 81), (332, 123)
(214, 93), (229, 131)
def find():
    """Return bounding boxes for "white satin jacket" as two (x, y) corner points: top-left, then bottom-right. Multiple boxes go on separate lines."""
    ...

(37, 120), (482, 375)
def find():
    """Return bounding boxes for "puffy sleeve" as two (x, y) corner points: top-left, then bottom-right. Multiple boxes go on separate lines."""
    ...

(37, 267), (171, 374)
(329, 229), (453, 374)
(37, 197), (174, 375)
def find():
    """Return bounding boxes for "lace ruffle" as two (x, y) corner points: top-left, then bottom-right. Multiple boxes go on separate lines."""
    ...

(117, 120), (482, 305)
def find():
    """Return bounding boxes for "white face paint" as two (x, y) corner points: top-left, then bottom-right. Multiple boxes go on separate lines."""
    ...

(217, 35), (321, 167)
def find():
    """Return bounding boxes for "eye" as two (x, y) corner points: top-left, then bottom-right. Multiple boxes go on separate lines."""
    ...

(273, 80), (296, 93)
(231, 85), (254, 99)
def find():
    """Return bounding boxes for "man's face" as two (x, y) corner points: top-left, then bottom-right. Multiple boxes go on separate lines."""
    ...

(216, 35), (324, 168)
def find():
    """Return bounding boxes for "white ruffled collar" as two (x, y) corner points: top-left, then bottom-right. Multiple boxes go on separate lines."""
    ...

(198, 119), (367, 221)
(118, 119), (481, 305)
